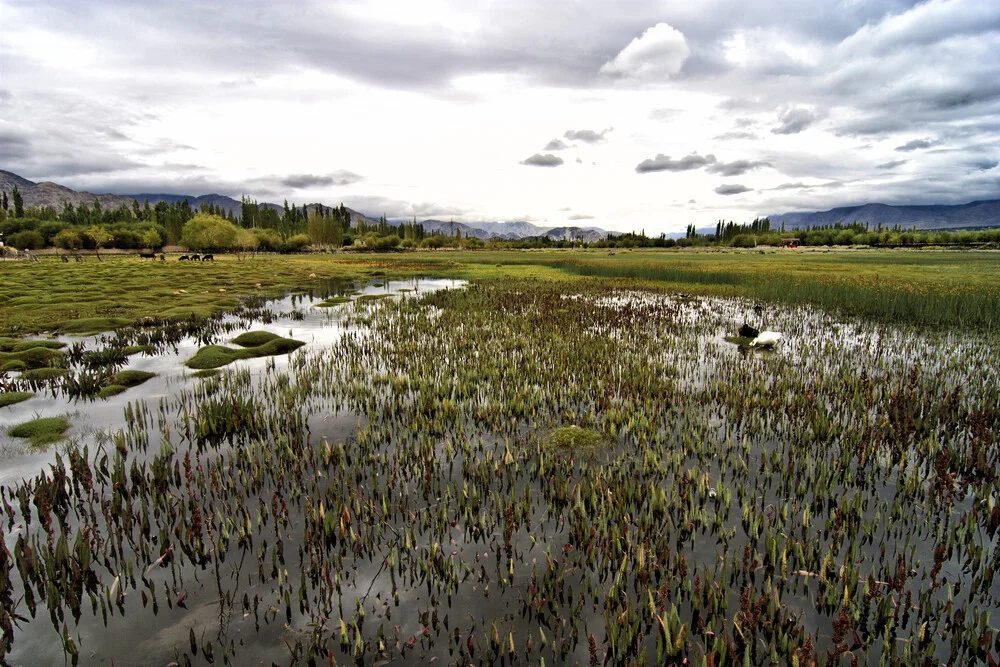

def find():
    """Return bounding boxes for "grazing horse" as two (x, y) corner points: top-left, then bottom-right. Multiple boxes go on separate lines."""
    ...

(74, 254), (83, 262)
(139, 252), (156, 259)
(190, 254), (201, 261)
(201, 254), (214, 262)
(61, 255), (70, 263)
(159, 254), (165, 261)
(178, 255), (189, 261)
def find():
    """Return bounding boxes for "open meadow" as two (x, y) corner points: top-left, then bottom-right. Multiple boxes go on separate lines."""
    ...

(1, 248), (999, 665)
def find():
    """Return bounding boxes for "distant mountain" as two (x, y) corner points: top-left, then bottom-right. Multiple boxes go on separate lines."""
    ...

(413, 219), (609, 241)
(768, 199), (1000, 231)
(2, 169), (610, 240)
(1, 170), (135, 211)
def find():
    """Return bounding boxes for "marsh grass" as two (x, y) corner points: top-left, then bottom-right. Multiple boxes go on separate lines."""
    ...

(0, 346), (65, 370)
(0, 391), (32, 407)
(8, 416), (70, 447)
(231, 331), (281, 347)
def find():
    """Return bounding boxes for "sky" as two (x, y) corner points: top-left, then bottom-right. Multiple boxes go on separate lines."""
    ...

(1, 0), (998, 234)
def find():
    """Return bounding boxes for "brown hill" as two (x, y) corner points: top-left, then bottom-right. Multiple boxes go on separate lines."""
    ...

(0, 170), (135, 211)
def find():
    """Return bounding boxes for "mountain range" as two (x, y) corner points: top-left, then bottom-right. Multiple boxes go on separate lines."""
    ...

(0, 170), (608, 241)
(766, 200), (1000, 231)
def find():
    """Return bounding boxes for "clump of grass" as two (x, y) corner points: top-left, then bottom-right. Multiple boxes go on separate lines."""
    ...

(19, 368), (70, 381)
(8, 416), (70, 447)
(111, 369), (156, 386)
(0, 391), (33, 408)
(123, 344), (151, 356)
(0, 337), (66, 352)
(356, 294), (393, 303)
(185, 336), (305, 369)
(192, 369), (222, 379)
(0, 346), (65, 370)
(548, 426), (604, 449)
(315, 296), (352, 307)
(58, 317), (132, 335)
(232, 331), (281, 347)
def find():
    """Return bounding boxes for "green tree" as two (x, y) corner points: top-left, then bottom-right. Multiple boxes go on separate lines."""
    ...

(11, 185), (24, 218)
(83, 225), (113, 260)
(181, 213), (239, 252)
(53, 228), (83, 251)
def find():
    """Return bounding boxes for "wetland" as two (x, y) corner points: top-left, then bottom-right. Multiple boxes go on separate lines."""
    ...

(1, 250), (999, 665)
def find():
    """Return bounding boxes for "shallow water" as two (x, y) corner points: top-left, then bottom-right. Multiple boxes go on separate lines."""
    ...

(2, 280), (998, 666)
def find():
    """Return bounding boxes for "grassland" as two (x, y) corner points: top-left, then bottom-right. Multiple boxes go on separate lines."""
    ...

(2, 248), (998, 336)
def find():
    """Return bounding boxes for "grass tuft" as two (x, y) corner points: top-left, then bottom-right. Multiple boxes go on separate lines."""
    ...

(185, 336), (305, 369)
(0, 391), (33, 408)
(232, 331), (282, 347)
(8, 416), (70, 447)
(548, 426), (605, 449)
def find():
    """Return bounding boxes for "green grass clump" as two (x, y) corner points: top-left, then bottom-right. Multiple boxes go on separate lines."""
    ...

(0, 346), (65, 370)
(19, 368), (69, 381)
(185, 337), (305, 369)
(356, 294), (393, 303)
(97, 385), (128, 399)
(192, 369), (222, 379)
(8, 416), (70, 447)
(232, 331), (281, 347)
(111, 370), (156, 386)
(315, 296), (352, 307)
(0, 391), (33, 408)
(0, 337), (66, 352)
(123, 345), (151, 356)
(548, 426), (605, 449)
(59, 317), (132, 335)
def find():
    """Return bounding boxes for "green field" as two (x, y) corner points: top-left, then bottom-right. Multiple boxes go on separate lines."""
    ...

(2, 248), (999, 335)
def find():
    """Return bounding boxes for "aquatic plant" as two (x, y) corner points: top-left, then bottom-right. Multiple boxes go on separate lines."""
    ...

(7, 416), (70, 447)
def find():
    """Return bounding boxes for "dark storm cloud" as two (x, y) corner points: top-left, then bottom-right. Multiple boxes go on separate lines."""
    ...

(564, 128), (612, 143)
(635, 153), (716, 173)
(281, 171), (364, 189)
(706, 159), (771, 176)
(715, 184), (752, 195)
(521, 153), (564, 167)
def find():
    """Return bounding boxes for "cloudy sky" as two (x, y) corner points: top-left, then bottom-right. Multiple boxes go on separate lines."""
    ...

(1, 0), (998, 233)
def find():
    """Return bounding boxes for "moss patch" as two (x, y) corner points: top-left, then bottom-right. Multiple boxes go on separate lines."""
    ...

(123, 344), (151, 356)
(315, 296), (352, 307)
(97, 385), (128, 399)
(185, 336), (306, 369)
(19, 368), (70, 381)
(59, 317), (131, 335)
(8, 416), (70, 447)
(548, 426), (605, 449)
(111, 369), (156, 387)
(0, 346), (65, 370)
(356, 294), (393, 303)
(232, 331), (281, 347)
(192, 369), (222, 379)
(0, 337), (66, 353)
(0, 391), (33, 408)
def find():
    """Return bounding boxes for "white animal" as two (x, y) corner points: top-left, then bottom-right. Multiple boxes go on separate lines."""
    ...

(749, 331), (783, 348)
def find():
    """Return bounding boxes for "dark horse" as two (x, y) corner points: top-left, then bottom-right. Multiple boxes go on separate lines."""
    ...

(139, 252), (156, 259)
(178, 255), (189, 261)
(201, 254), (214, 261)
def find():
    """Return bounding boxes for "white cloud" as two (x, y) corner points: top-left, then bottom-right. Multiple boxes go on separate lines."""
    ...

(600, 23), (690, 79)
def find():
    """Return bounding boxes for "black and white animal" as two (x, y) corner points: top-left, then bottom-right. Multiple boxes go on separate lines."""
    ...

(201, 254), (214, 261)
(178, 255), (189, 261)
(738, 324), (759, 339)
(749, 331), (783, 348)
